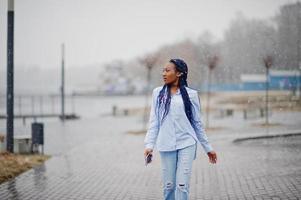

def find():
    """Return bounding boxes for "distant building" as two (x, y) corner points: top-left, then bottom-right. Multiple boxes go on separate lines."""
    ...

(240, 74), (267, 90)
(98, 63), (143, 95)
(269, 70), (300, 90)
(240, 70), (301, 91)
(199, 69), (301, 92)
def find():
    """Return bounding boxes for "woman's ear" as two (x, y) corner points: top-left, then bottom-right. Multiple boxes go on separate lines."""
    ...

(177, 72), (183, 77)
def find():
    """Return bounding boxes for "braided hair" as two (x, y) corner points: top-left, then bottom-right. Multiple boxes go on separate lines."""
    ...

(156, 59), (196, 129)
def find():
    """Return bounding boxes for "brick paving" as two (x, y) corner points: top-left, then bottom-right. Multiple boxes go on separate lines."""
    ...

(0, 112), (301, 199)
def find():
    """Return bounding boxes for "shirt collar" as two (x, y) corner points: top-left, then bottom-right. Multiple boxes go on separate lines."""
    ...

(171, 88), (180, 95)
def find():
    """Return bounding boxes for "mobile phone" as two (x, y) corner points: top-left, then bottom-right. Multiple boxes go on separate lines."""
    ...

(145, 153), (153, 166)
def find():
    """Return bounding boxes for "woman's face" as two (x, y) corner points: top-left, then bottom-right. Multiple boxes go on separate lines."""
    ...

(162, 62), (181, 85)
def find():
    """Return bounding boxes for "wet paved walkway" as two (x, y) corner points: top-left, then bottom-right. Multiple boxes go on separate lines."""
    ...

(0, 111), (301, 200)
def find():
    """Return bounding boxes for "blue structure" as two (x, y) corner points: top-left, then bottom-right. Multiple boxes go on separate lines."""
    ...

(199, 70), (301, 92)
(269, 70), (300, 90)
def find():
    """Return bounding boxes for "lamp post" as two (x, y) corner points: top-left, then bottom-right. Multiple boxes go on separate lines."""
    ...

(206, 55), (218, 129)
(298, 2), (301, 103)
(299, 62), (301, 103)
(60, 43), (65, 121)
(139, 54), (157, 130)
(263, 55), (272, 125)
(6, 0), (14, 153)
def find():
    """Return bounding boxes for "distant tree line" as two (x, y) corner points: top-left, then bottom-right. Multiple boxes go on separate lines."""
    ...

(102, 2), (301, 90)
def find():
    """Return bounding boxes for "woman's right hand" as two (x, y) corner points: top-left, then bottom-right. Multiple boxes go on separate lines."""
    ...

(207, 151), (217, 164)
(144, 148), (153, 157)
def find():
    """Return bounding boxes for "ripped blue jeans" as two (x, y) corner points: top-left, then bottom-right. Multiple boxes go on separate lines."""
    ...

(159, 143), (196, 200)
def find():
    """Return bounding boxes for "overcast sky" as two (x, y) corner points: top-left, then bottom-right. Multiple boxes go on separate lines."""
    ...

(0, 0), (293, 69)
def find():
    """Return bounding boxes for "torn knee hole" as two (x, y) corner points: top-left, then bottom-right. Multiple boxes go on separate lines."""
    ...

(165, 182), (174, 190)
(177, 183), (188, 191)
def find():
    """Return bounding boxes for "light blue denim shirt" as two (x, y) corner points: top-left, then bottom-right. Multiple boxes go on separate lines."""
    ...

(144, 85), (213, 159)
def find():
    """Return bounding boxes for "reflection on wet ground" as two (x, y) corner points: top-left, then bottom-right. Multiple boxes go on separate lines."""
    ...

(0, 95), (300, 199)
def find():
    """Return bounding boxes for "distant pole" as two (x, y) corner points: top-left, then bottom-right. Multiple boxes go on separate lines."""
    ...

(263, 56), (272, 125)
(71, 94), (75, 114)
(60, 43), (65, 121)
(205, 55), (218, 129)
(139, 54), (157, 130)
(6, 0), (14, 153)
(206, 70), (211, 128)
(299, 62), (301, 103)
(297, 2), (301, 102)
(144, 65), (152, 128)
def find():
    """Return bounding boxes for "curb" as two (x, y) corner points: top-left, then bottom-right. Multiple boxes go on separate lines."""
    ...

(233, 131), (301, 143)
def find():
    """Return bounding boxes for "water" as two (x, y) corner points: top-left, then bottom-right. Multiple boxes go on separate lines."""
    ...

(1, 94), (301, 156)
(0, 95), (148, 155)
(0, 94), (148, 118)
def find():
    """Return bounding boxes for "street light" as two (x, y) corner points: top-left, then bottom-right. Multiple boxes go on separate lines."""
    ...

(60, 43), (65, 121)
(263, 55), (273, 125)
(6, 0), (14, 153)
(206, 55), (219, 129)
(297, 2), (301, 103)
(139, 54), (158, 130)
(299, 62), (301, 103)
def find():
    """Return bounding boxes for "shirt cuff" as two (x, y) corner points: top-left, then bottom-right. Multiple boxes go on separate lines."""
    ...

(145, 143), (154, 150)
(202, 143), (214, 153)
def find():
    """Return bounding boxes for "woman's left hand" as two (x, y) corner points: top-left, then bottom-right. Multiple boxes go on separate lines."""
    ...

(207, 151), (217, 164)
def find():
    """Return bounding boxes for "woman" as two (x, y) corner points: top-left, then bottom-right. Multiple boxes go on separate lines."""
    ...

(143, 58), (217, 200)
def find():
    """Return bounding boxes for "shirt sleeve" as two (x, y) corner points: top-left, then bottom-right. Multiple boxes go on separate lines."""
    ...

(144, 87), (160, 150)
(190, 91), (214, 153)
